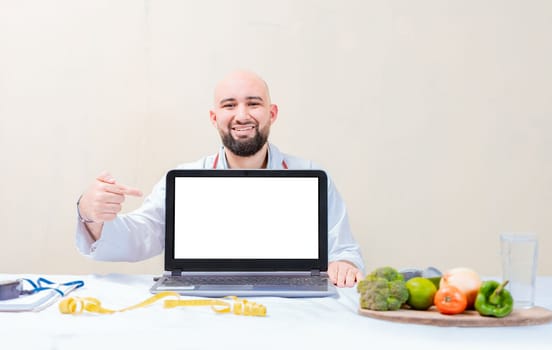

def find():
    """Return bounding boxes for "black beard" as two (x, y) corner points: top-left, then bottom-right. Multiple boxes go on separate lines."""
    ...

(221, 126), (269, 157)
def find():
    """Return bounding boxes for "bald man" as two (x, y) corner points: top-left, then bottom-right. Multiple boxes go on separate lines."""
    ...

(76, 70), (364, 287)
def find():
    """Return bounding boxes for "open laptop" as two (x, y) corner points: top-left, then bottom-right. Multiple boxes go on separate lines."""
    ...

(150, 169), (337, 297)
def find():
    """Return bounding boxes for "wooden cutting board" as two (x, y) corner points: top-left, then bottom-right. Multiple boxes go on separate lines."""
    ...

(358, 306), (552, 327)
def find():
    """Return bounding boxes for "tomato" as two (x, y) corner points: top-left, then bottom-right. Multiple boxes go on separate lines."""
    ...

(433, 285), (468, 315)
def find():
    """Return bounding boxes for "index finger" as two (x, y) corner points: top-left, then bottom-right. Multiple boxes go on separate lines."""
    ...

(104, 183), (143, 197)
(119, 184), (143, 197)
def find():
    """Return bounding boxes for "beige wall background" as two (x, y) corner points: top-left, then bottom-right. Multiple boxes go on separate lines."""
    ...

(1, 0), (550, 276)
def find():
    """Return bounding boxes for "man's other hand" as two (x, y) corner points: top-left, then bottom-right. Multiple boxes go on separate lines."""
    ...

(328, 260), (364, 288)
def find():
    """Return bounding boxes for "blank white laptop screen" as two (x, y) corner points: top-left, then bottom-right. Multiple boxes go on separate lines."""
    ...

(173, 177), (319, 259)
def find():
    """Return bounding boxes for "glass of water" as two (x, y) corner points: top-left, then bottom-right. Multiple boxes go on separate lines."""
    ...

(500, 233), (539, 309)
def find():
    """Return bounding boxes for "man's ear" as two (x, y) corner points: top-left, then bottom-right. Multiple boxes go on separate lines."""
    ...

(269, 104), (278, 124)
(209, 110), (217, 127)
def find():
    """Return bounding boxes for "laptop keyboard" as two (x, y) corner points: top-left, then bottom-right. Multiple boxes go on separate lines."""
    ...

(165, 275), (328, 287)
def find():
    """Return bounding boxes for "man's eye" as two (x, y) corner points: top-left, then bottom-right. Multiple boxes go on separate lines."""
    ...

(222, 103), (236, 108)
(248, 102), (261, 106)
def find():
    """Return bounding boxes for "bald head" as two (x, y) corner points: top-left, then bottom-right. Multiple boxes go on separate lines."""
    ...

(213, 70), (271, 107)
(209, 70), (279, 160)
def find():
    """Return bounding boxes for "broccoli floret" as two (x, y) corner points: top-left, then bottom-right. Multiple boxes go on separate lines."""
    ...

(357, 266), (409, 311)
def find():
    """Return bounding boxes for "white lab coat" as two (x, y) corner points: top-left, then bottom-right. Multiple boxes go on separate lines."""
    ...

(76, 144), (365, 272)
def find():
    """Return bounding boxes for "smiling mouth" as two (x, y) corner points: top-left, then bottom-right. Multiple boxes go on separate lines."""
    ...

(231, 125), (256, 132)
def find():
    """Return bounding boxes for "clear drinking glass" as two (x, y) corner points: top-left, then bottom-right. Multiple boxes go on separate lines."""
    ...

(500, 233), (539, 309)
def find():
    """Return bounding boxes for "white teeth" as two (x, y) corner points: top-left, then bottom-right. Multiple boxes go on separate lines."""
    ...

(233, 126), (254, 131)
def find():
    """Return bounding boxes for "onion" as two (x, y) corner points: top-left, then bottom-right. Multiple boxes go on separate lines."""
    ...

(439, 267), (482, 308)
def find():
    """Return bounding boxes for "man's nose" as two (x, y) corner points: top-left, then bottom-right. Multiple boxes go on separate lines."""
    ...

(235, 105), (249, 121)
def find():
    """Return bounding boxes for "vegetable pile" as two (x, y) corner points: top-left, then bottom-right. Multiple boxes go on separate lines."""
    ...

(358, 266), (514, 318)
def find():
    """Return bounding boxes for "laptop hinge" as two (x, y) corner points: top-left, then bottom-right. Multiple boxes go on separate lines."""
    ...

(171, 270), (182, 277)
(310, 269), (321, 276)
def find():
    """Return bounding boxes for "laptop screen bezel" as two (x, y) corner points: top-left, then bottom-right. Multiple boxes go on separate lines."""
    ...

(164, 169), (328, 272)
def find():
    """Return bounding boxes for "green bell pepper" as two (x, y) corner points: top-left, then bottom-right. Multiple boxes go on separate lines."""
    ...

(474, 280), (514, 318)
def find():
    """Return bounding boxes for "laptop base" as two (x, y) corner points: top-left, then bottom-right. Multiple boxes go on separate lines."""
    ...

(150, 275), (337, 298)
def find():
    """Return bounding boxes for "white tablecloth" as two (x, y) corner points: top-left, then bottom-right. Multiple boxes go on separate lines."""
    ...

(1, 274), (551, 349)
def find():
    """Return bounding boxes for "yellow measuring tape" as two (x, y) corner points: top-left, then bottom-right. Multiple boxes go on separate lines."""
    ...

(58, 292), (267, 317)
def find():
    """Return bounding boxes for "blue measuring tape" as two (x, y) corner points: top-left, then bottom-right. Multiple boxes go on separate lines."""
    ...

(0, 277), (84, 301)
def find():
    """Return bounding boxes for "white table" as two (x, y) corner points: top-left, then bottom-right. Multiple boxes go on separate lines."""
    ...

(1, 274), (551, 349)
